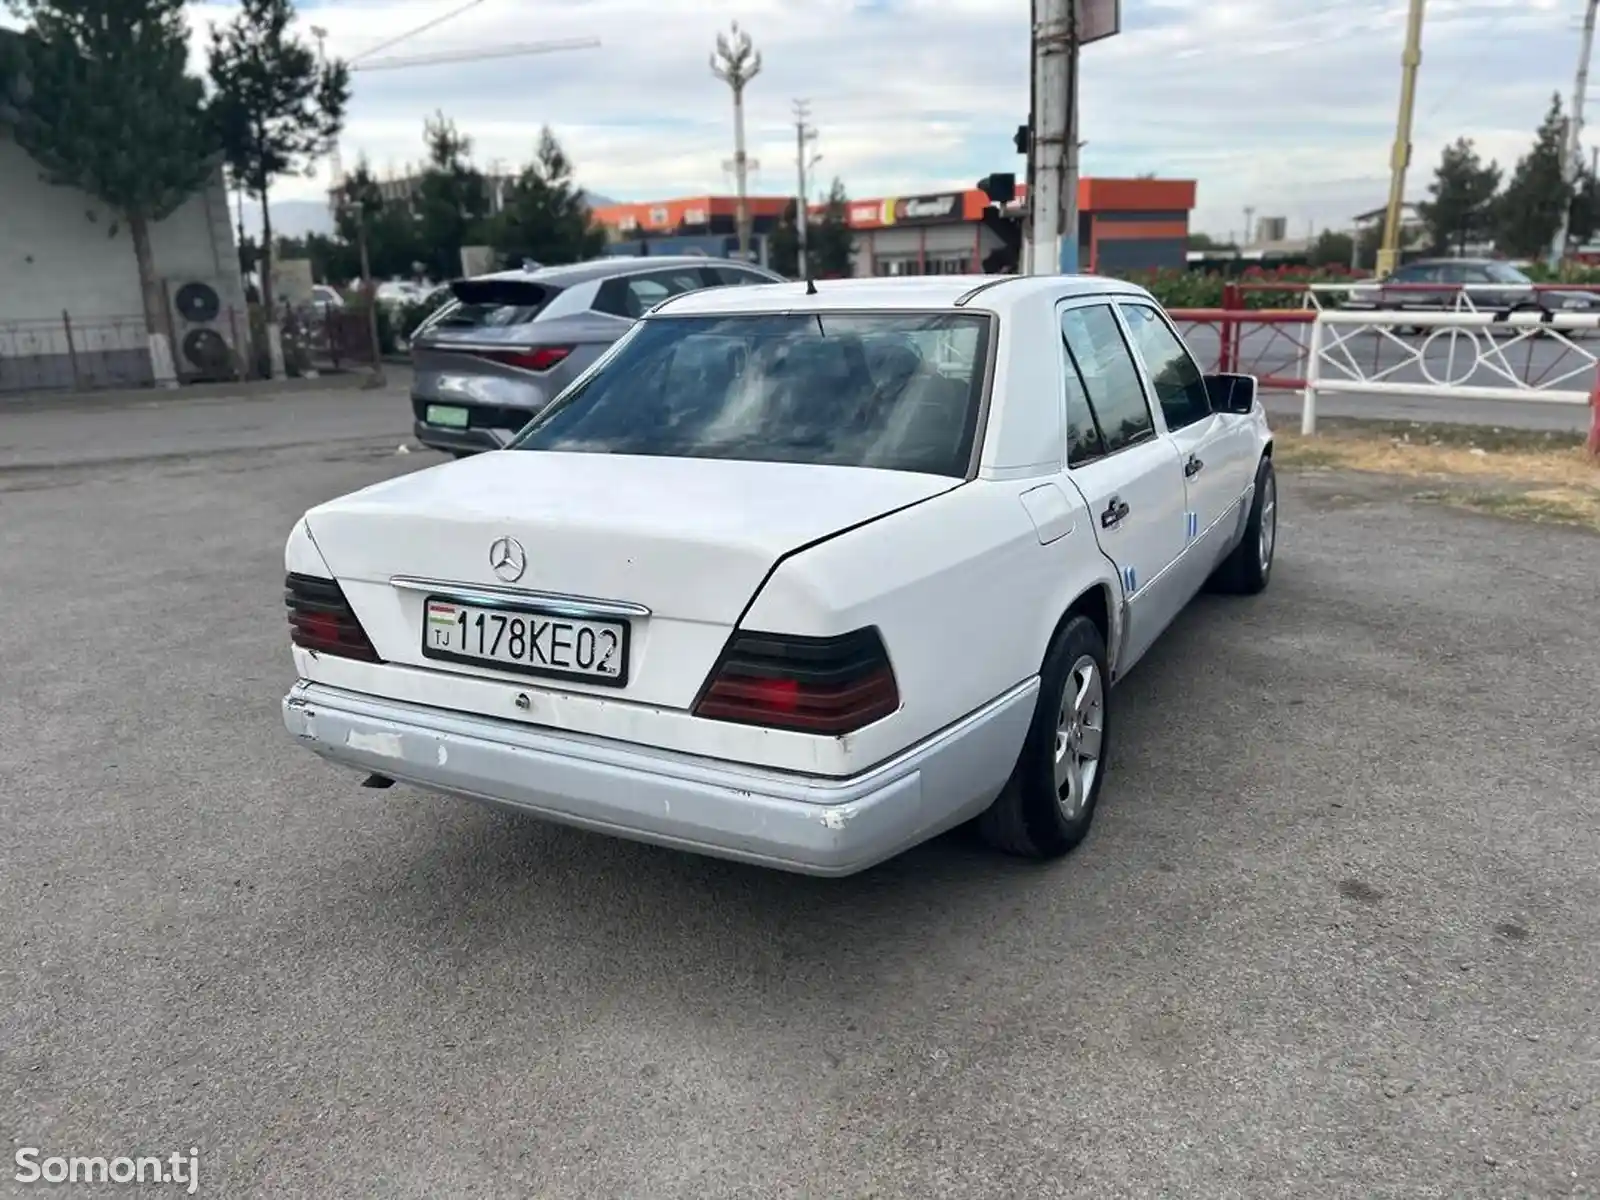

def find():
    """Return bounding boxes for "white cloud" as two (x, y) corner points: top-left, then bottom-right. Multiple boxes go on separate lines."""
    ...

(190, 0), (1586, 235)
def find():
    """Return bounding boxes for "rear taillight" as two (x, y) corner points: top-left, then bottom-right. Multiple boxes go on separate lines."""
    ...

(481, 345), (572, 372)
(693, 628), (900, 735)
(285, 573), (380, 662)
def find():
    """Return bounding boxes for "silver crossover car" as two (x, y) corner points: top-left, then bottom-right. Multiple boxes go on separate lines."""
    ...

(408, 255), (786, 456)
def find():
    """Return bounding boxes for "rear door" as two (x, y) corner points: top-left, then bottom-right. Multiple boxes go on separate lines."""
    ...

(1057, 300), (1190, 672)
(1114, 300), (1251, 566)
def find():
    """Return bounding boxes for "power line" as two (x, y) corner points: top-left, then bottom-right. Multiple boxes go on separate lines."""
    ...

(350, 37), (600, 72)
(351, 0), (489, 65)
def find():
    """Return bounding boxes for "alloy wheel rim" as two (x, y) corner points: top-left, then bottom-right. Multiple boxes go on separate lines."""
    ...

(1054, 654), (1104, 820)
(1258, 472), (1277, 571)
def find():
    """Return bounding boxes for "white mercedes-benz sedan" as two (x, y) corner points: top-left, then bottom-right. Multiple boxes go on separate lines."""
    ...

(282, 274), (1276, 876)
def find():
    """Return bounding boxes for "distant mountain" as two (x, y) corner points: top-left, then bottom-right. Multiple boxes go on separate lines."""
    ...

(263, 190), (616, 243)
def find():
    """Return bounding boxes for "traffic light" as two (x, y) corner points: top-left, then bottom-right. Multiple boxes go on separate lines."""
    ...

(1014, 124), (1030, 155)
(978, 173), (1017, 205)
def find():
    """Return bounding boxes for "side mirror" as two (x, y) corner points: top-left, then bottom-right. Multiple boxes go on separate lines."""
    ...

(1205, 372), (1258, 415)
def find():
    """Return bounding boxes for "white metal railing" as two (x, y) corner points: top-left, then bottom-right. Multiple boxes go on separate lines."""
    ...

(1301, 309), (1600, 434)
(1261, 280), (1600, 313)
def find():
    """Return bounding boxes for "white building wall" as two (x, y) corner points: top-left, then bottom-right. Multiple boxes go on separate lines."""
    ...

(0, 133), (244, 323)
(0, 131), (245, 389)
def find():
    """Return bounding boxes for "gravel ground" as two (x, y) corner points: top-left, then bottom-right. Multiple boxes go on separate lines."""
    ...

(2, 392), (1597, 1198)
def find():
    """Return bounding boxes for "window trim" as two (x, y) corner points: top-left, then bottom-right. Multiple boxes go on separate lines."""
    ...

(1055, 298), (1162, 467)
(1111, 298), (1213, 434)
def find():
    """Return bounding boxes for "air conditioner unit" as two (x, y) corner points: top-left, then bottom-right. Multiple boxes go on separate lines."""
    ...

(164, 277), (241, 382)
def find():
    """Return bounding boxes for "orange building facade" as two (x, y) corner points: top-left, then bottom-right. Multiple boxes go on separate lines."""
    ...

(590, 177), (1196, 277)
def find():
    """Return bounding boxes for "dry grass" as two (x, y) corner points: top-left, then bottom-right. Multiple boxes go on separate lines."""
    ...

(1269, 416), (1600, 532)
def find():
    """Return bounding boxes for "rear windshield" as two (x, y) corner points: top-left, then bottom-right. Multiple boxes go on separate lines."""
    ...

(429, 278), (554, 330)
(509, 312), (991, 477)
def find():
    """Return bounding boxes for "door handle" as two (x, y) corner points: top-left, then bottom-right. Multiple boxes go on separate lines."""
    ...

(1184, 454), (1204, 478)
(1100, 496), (1131, 529)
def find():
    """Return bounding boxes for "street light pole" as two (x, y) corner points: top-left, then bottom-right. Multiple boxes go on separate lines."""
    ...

(1377, 0), (1426, 278)
(1549, 0), (1599, 270)
(712, 23), (762, 262)
(793, 100), (820, 279)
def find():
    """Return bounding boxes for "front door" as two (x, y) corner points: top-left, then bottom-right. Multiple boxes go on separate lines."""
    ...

(1057, 301), (1190, 675)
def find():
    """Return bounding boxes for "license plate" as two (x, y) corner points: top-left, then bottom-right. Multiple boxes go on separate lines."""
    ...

(425, 404), (469, 428)
(421, 597), (629, 686)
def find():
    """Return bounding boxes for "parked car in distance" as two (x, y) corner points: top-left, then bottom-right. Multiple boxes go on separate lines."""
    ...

(406, 255), (785, 457)
(281, 274), (1277, 877)
(1345, 257), (1600, 318)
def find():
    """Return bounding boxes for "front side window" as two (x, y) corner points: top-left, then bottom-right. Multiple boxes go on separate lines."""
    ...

(1484, 261), (1532, 285)
(512, 312), (991, 478)
(1116, 302), (1211, 431)
(1059, 305), (1156, 455)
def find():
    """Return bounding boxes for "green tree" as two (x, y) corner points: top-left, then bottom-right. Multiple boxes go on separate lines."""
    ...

(334, 158), (423, 280)
(1187, 232), (1235, 252)
(413, 111), (491, 280)
(208, 0), (349, 375)
(1308, 228), (1355, 268)
(767, 199), (800, 277)
(486, 127), (606, 267)
(1494, 93), (1572, 259)
(811, 178), (854, 278)
(1569, 166), (1600, 246)
(1415, 137), (1502, 254)
(3, 1), (218, 385)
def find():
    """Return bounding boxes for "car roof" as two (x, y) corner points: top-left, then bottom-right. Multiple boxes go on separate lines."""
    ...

(465, 256), (766, 288)
(649, 273), (1151, 317)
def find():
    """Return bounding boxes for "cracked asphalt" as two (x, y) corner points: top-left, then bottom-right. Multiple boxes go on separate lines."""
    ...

(2, 387), (1597, 1198)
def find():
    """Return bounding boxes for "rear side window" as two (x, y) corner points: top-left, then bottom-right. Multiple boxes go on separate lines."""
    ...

(1059, 305), (1156, 455)
(511, 312), (991, 478)
(593, 268), (713, 319)
(432, 278), (554, 330)
(1116, 302), (1211, 431)
(709, 265), (775, 287)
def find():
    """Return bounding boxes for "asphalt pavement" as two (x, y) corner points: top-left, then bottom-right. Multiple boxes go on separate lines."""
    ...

(2, 388), (1598, 1197)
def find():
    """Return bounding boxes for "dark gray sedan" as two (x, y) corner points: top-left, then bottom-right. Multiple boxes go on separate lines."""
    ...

(408, 255), (785, 456)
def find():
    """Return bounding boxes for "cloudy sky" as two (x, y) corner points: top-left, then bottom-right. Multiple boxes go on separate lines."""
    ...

(182, 0), (1576, 237)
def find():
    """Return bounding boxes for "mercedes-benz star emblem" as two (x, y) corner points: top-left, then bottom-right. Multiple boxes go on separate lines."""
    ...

(488, 536), (527, 583)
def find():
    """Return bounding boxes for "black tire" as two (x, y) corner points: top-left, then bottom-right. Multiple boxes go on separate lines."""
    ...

(977, 613), (1111, 861)
(1211, 454), (1277, 595)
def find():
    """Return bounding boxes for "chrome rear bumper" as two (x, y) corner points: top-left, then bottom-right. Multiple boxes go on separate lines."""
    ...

(282, 679), (1037, 877)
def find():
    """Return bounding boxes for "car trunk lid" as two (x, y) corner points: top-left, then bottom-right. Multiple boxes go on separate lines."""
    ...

(301, 453), (961, 706)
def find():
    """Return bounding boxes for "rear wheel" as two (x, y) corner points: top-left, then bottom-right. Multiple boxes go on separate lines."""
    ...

(977, 613), (1110, 861)
(1211, 454), (1277, 595)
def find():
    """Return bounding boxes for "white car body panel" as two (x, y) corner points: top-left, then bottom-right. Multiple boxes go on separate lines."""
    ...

(300, 453), (959, 711)
(282, 274), (1275, 875)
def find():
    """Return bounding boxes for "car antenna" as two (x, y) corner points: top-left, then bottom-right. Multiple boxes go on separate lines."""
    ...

(805, 275), (818, 296)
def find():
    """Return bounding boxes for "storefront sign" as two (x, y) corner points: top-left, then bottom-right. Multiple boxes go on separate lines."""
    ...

(893, 194), (961, 223)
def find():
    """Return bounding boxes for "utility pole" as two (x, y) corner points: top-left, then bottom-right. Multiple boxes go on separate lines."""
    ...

(1243, 206), (1255, 247)
(1027, 0), (1072, 274)
(712, 23), (762, 262)
(1377, 0), (1427, 277)
(793, 100), (820, 279)
(1550, 0), (1598, 270)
